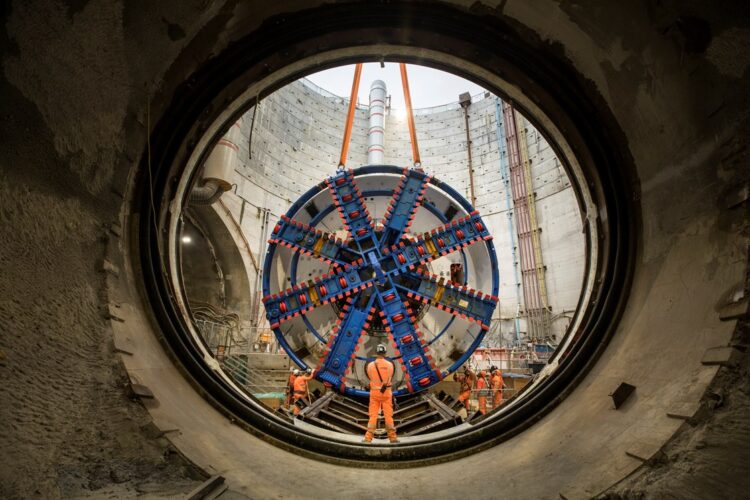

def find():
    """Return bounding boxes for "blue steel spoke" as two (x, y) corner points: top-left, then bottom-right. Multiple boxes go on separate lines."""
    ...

(379, 168), (430, 248)
(263, 260), (375, 329)
(395, 270), (497, 330)
(326, 169), (379, 254)
(268, 215), (358, 267)
(382, 210), (492, 271)
(264, 166), (500, 396)
(315, 292), (377, 391)
(376, 282), (443, 393)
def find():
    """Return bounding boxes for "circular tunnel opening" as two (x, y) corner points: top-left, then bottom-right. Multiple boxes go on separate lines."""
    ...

(177, 69), (588, 431)
(136, 3), (636, 464)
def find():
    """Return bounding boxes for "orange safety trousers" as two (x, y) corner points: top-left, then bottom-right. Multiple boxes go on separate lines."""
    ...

(459, 390), (471, 410)
(291, 374), (312, 415)
(475, 376), (488, 414)
(477, 396), (487, 414)
(491, 374), (504, 409)
(285, 375), (297, 408)
(292, 393), (306, 415)
(365, 390), (396, 441)
(493, 391), (503, 408)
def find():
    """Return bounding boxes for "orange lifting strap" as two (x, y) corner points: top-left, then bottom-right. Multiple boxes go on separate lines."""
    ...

(400, 63), (421, 167)
(338, 63), (363, 168)
(338, 63), (421, 168)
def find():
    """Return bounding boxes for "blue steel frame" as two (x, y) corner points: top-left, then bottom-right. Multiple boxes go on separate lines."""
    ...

(290, 194), (468, 350)
(262, 165), (499, 396)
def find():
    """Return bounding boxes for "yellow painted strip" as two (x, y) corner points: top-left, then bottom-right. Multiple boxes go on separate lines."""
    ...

(312, 236), (325, 257)
(424, 236), (438, 257)
(308, 281), (320, 305)
(433, 283), (445, 304)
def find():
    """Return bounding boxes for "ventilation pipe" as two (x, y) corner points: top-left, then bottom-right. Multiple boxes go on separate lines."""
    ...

(190, 119), (241, 205)
(367, 80), (387, 165)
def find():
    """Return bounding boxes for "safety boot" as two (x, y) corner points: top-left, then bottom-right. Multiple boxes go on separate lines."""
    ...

(386, 426), (398, 443)
(363, 427), (375, 443)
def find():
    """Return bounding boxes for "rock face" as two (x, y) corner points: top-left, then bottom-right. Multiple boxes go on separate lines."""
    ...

(602, 318), (750, 500)
(0, 1), (748, 498)
(0, 1), (210, 497)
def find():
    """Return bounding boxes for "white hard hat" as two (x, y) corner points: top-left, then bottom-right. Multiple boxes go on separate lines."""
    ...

(376, 344), (387, 355)
(293, 369), (300, 375)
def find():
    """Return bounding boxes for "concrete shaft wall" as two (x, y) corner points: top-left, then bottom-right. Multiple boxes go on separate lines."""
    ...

(226, 79), (582, 342)
(1, 1), (749, 499)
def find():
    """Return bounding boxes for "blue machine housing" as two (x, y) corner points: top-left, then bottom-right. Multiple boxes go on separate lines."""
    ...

(261, 165), (499, 397)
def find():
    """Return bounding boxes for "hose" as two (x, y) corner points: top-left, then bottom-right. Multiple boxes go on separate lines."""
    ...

(189, 179), (224, 205)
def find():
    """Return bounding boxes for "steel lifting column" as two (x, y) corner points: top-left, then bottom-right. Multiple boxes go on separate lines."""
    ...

(367, 80), (387, 164)
(460, 93), (477, 207)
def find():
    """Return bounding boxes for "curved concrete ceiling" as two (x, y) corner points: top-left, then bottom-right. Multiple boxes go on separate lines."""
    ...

(1, 1), (748, 498)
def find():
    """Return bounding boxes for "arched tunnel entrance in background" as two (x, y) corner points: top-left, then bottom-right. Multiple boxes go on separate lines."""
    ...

(1, 2), (748, 498)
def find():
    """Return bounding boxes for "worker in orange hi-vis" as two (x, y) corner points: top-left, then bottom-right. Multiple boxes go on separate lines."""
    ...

(292, 368), (314, 415)
(490, 367), (505, 409)
(285, 368), (299, 409)
(457, 366), (474, 413)
(476, 371), (489, 415)
(363, 344), (398, 443)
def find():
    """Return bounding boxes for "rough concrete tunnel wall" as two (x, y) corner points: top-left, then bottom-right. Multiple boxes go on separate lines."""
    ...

(1, 1), (749, 499)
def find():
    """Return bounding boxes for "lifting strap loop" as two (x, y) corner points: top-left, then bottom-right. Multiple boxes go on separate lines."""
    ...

(339, 63), (420, 169)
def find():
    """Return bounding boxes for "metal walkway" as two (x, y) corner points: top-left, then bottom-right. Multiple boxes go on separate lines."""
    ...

(285, 391), (464, 437)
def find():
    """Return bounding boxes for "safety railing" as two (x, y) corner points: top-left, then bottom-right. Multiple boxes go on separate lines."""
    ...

(466, 387), (515, 412)
(194, 318), (238, 358)
(220, 355), (289, 397)
(470, 342), (558, 374)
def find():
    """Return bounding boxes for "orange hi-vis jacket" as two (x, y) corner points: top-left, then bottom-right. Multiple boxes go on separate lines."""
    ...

(476, 375), (487, 392)
(366, 357), (394, 393)
(460, 376), (472, 393)
(365, 357), (397, 442)
(293, 373), (313, 395)
(491, 373), (503, 391)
